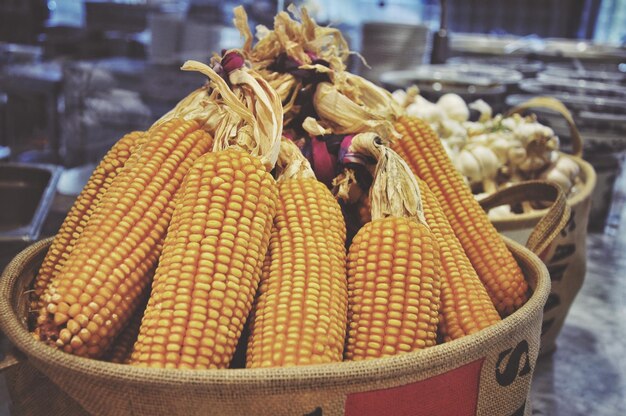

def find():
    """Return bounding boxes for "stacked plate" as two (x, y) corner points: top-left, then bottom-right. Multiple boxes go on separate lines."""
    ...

(540, 38), (626, 62)
(447, 56), (544, 79)
(449, 33), (542, 57)
(359, 22), (431, 83)
(538, 66), (626, 86)
(449, 33), (626, 64)
(379, 64), (522, 113)
(519, 78), (626, 100)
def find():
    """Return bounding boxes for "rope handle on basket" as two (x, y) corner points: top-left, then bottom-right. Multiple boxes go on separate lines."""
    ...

(479, 180), (571, 256)
(505, 96), (583, 158)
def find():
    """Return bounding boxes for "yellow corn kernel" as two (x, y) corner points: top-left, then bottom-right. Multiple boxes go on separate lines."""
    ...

(247, 178), (347, 368)
(417, 178), (501, 341)
(102, 296), (147, 364)
(130, 150), (278, 369)
(392, 116), (528, 315)
(35, 119), (212, 358)
(32, 131), (147, 311)
(345, 217), (442, 360)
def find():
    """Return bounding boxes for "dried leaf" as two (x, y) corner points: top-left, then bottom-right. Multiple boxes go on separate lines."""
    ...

(233, 5), (350, 94)
(275, 139), (316, 181)
(233, 6), (254, 53)
(152, 85), (221, 129)
(181, 58), (283, 170)
(313, 82), (399, 140)
(302, 116), (332, 136)
(332, 168), (362, 204)
(337, 72), (403, 119)
(349, 133), (426, 225)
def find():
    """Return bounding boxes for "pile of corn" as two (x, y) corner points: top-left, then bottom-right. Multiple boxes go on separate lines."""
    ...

(29, 6), (530, 369)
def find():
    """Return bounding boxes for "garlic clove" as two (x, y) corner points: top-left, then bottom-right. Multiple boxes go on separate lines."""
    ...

(458, 149), (482, 183)
(407, 101), (445, 123)
(469, 145), (500, 179)
(542, 168), (573, 193)
(436, 93), (470, 122)
(468, 99), (492, 122)
(392, 89), (407, 106)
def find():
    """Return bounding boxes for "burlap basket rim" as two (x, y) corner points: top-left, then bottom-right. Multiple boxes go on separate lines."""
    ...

(0, 236), (549, 390)
(489, 154), (596, 228)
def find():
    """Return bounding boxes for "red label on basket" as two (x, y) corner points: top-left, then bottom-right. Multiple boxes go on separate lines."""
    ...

(344, 359), (484, 416)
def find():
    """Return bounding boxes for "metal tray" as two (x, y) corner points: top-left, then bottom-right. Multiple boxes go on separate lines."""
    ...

(0, 163), (61, 243)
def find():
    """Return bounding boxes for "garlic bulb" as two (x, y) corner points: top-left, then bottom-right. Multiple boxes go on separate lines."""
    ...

(490, 136), (518, 164)
(439, 119), (467, 142)
(507, 146), (527, 166)
(555, 155), (580, 178)
(463, 120), (486, 136)
(457, 145), (500, 184)
(392, 89), (407, 106)
(501, 114), (523, 131)
(540, 155), (581, 194)
(406, 96), (445, 123)
(512, 119), (559, 173)
(392, 85), (582, 202)
(457, 150), (481, 182)
(437, 93), (469, 122)
(469, 99), (492, 122)
(475, 193), (513, 220)
(470, 145), (500, 179)
(543, 169), (572, 192)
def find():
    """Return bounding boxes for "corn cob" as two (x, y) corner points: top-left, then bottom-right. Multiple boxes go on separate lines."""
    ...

(31, 131), (146, 311)
(417, 178), (501, 341)
(102, 295), (147, 364)
(343, 133), (442, 360)
(35, 119), (212, 358)
(130, 150), (278, 369)
(392, 116), (528, 315)
(246, 140), (347, 368)
(346, 217), (441, 360)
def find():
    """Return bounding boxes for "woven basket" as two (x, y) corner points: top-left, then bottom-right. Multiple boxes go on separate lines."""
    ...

(0, 235), (551, 416)
(485, 97), (597, 354)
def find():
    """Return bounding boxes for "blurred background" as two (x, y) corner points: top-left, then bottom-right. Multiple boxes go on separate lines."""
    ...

(0, 2), (625, 415)
(0, 0), (624, 261)
(0, 0), (624, 262)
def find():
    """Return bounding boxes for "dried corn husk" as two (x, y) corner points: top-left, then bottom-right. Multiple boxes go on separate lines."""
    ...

(259, 70), (299, 105)
(313, 82), (399, 141)
(300, 116), (330, 136)
(275, 139), (316, 181)
(348, 133), (426, 225)
(234, 5), (401, 144)
(232, 4), (349, 116)
(233, 5), (349, 72)
(153, 84), (222, 130)
(180, 56), (283, 170)
(332, 168), (363, 205)
(336, 72), (402, 118)
(333, 168), (373, 226)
